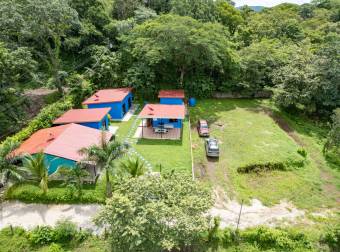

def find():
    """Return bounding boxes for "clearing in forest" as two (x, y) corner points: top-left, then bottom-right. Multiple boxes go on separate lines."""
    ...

(190, 99), (339, 210)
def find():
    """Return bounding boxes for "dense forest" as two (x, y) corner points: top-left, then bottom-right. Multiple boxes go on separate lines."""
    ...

(0, 0), (339, 139)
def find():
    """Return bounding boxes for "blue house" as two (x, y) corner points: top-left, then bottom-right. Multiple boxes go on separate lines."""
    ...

(13, 123), (113, 174)
(83, 88), (133, 120)
(138, 104), (186, 139)
(53, 108), (111, 130)
(158, 90), (185, 105)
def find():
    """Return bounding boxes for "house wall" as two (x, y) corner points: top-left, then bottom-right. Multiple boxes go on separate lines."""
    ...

(160, 97), (183, 105)
(87, 92), (133, 120)
(44, 154), (76, 175)
(152, 118), (182, 128)
(80, 115), (109, 130)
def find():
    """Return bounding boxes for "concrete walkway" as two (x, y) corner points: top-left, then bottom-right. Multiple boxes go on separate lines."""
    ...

(0, 201), (101, 232)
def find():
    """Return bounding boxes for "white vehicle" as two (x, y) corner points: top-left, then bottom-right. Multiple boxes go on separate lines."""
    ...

(205, 138), (219, 157)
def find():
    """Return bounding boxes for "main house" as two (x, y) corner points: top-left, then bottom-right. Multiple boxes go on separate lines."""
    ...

(82, 88), (133, 120)
(158, 89), (185, 105)
(12, 123), (113, 174)
(53, 108), (110, 130)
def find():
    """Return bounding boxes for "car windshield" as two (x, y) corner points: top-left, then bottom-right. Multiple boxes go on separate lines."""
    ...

(201, 125), (208, 128)
(209, 140), (218, 149)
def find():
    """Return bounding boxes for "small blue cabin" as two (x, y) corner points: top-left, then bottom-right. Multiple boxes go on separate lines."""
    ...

(158, 89), (185, 105)
(83, 88), (133, 120)
(53, 108), (111, 130)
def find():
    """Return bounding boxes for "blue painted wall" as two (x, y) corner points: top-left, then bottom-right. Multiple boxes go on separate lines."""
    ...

(87, 92), (133, 120)
(43, 154), (76, 175)
(152, 118), (183, 128)
(80, 115), (109, 130)
(160, 97), (183, 105)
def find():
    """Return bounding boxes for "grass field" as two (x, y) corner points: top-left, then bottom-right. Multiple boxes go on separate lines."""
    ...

(110, 116), (192, 175)
(190, 99), (339, 210)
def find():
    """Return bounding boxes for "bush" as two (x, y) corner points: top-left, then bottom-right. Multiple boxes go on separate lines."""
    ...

(5, 181), (106, 204)
(321, 226), (340, 251)
(297, 147), (308, 158)
(241, 226), (312, 251)
(47, 243), (65, 252)
(237, 159), (305, 173)
(29, 226), (55, 246)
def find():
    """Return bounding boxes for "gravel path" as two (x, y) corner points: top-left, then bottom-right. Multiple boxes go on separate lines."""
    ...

(0, 201), (101, 232)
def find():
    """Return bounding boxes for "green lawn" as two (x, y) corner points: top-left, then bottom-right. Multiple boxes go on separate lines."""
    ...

(190, 99), (339, 210)
(111, 115), (192, 174)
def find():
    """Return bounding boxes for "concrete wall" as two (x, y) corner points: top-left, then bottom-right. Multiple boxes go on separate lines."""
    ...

(87, 92), (133, 120)
(160, 97), (184, 105)
(152, 118), (182, 128)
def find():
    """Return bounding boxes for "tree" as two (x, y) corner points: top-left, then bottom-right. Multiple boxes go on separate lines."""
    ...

(0, 141), (23, 186)
(170, 0), (218, 22)
(120, 14), (238, 96)
(216, 1), (244, 34)
(120, 157), (146, 177)
(95, 173), (213, 252)
(79, 132), (126, 197)
(112, 0), (143, 20)
(0, 0), (79, 94)
(22, 152), (49, 194)
(238, 39), (296, 92)
(324, 108), (340, 152)
(56, 163), (89, 198)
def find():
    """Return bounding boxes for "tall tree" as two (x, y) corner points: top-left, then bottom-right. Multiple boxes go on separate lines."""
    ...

(120, 14), (238, 96)
(79, 132), (126, 197)
(216, 1), (244, 34)
(95, 174), (213, 252)
(0, 0), (79, 94)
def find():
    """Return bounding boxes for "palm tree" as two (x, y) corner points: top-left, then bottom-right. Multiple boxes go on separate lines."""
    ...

(79, 132), (126, 198)
(22, 152), (49, 194)
(120, 157), (146, 177)
(0, 141), (24, 186)
(56, 163), (89, 198)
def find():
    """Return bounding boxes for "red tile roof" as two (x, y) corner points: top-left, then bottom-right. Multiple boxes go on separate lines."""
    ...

(82, 88), (132, 105)
(138, 104), (185, 119)
(53, 108), (110, 125)
(158, 89), (185, 99)
(13, 124), (112, 161)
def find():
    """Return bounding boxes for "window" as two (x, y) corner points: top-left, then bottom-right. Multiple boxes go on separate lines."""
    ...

(169, 119), (178, 123)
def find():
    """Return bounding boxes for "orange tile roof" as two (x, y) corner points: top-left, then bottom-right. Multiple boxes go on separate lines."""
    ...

(138, 104), (185, 119)
(158, 89), (185, 99)
(82, 88), (132, 105)
(13, 124), (112, 161)
(53, 108), (110, 125)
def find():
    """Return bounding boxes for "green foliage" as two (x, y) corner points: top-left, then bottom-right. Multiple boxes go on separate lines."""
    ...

(0, 140), (22, 185)
(321, 225), (340, 251)
(120, 157), (146, 177)
(216, 1), (244, 34)
(170, 0), (218, 22)
(119, 14), (238, 96)
(5, 179), (106, 204)
(95, 174), (213, 252)
(297, 147), (308, 158)
(22, 152), (49, 194)
(29, 220), (89, 247)
(237, 159), (305, 174)
(241, 226), (313, 251)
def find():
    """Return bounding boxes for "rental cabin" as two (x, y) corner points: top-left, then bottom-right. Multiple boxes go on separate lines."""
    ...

(12, 124), (113, 174)
(158, 90), (185, 105)
(53, 108), (110, 130)
(82, 88), (133, 120)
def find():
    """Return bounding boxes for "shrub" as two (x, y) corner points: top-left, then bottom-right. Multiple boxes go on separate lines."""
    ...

(297, 147), (308, 158)
(321, 226), (340, 251)
(241, 226), (312, 251)
(53, 220), (79, 244)
(29, 226), (55, 246)
(237, 159), (305, 173)
(47, 243), (65, 252)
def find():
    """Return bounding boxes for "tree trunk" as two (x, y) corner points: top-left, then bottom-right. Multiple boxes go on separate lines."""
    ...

(105, 169), (112, 198)
(179, 67), (185, 87)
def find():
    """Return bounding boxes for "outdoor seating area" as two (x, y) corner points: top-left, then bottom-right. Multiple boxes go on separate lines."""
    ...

(134, 120), (182, 140)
